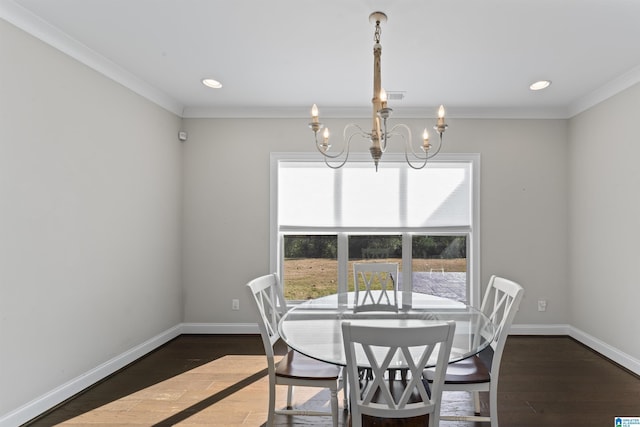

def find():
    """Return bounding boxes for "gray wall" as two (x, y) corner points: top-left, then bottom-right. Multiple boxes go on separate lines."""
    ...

(181, 117), (569, 326)
(568, 82), (640, 359)
(0, 19), (183, 415)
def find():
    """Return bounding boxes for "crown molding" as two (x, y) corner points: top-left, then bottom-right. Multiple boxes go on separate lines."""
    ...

(0, 0), (184, 117)
(568, 64), (640, 117)
(182, 105), (571, 120)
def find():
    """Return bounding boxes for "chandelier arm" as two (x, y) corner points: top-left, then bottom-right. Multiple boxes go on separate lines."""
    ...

(313, 122), (358, 160)
(323, 154), (349, 169)
(392, 131), (429, 169)
(314, 122), (371, 160)
(390, 123), (429, 161)
(320, 129), (366, 169)
(386, 127), (429, 169)
(314, 131), (342, 159)
(382, 123), (431, 169)
(425, 132), (444, 160)
(388, 126), (429, 169)
(404, 147), (429, 169)
(345, 123), (371, 140)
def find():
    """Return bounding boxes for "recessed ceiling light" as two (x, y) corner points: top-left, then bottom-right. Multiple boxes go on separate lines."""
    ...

(529, 80), (551, 91)
(202, 78), (222, 89)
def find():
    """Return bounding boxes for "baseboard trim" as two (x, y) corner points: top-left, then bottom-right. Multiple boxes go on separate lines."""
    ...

(509, 323), (571, 335)
(0, 325), (182, 427)
(568, 325), (640, 375)
(3, 321), (638, 426)
(181, 322), (259, 334)
(510, 323), (640, 375)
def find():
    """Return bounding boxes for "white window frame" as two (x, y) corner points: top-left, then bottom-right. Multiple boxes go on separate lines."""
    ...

(270, 152), (481, 307)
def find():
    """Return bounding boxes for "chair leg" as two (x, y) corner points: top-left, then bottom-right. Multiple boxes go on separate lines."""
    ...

(267, 381), (276, 427)
(351, 407), (362, 427)
(342, 369), (349, 409)
(489, 386), (498, 427)
(473, 390), (481, 415)
(330, 387), (339, 427)
(286, 385), (294, 409)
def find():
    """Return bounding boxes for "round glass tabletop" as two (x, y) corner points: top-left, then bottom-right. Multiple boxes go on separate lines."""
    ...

(278, 292), (495, 367)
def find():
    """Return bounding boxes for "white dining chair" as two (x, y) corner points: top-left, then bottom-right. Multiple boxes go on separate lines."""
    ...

(353, 262), (399, 313)
(423, 275), (524, 427)
(246, 273), (342, 427)
(342, 320), (456, 427)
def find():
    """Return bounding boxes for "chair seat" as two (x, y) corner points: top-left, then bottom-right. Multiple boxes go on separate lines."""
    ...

(276, 350), (341, 380)
(424, 355), (490, 384)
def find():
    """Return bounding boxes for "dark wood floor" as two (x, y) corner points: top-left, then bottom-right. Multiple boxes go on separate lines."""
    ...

(25, 335), (640, 426)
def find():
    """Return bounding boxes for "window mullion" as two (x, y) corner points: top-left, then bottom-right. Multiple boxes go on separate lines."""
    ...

(401, 233), (412, 308)
(337, 232), (349, 304)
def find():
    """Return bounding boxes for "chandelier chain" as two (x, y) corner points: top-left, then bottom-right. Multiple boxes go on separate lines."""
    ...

(374, 20), (382, 44)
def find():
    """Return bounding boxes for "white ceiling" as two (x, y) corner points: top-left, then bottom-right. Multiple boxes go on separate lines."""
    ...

(3, 0), (640, 118)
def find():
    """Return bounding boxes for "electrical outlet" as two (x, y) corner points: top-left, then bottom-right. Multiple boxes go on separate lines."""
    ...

(232, 299), (240, 311)
(537, 299), (547, 312)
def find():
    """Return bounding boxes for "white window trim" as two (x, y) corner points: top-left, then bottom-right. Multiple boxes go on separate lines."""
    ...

(270, 152), (481, 307)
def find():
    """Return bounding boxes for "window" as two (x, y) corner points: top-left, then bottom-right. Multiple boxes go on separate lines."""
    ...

(412, 235), (467, 303)
(271, 153), (480, 305)
(283, 235), (338, 299)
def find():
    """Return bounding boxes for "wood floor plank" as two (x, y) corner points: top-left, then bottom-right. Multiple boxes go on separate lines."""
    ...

(24, 335), (640, 426)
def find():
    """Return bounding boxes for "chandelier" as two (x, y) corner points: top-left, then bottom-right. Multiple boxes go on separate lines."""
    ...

(308, 12), (448, 171)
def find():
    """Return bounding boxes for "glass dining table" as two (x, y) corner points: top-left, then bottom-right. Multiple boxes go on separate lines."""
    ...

(278, 291), (495, 368)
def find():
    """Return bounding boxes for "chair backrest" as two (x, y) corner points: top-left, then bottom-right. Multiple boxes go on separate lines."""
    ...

(353, 262), (399, 312)
(246, 274), (288, 371)
(342, 321), (456, 426)
(479, 275), (524, 373)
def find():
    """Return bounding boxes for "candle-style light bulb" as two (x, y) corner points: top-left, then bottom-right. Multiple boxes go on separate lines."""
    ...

(318, 127), (331, 153)
(422, 128), (431, 152)
(435, 104), (447, 135)
(311, 104), (319, 123)
(380, 88), (388, 108)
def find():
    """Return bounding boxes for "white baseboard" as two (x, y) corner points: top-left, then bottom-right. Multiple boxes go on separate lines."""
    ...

(568, 325), (640, 375)
(0, 325), (182, 427)
(509, 323), (571, 335)
(181, 322), (258, 334)
(510, 323), (640, 375)
(3, 321), (638, 427)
